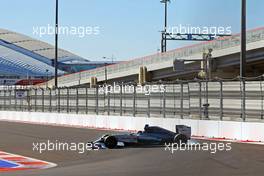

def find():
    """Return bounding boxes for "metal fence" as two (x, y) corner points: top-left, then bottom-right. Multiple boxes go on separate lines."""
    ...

(0, 80), (264, 122)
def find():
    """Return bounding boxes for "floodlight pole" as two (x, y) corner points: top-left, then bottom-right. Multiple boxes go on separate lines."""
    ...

(240, 0), (246, 78)
(54, 0), (59, 88)
(241, 0), (247, 122)
(161, 0), (169, 53)
(164, 0), (168, 52)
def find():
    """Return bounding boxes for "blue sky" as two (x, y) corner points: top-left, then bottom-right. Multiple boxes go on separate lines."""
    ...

(1, 0), (264, 61)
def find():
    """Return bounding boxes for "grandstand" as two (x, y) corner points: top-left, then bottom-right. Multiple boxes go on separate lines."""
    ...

(0, 28), (111, 85)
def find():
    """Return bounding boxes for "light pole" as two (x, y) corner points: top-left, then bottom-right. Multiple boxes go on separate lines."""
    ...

(241, 0), (247, 121)
(160, 0), (170, 53)
(54, 0), (59, 88)
(240, 0), (246, 78)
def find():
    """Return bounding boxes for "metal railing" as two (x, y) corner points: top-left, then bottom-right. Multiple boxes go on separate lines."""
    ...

(1, 80), (264, 122)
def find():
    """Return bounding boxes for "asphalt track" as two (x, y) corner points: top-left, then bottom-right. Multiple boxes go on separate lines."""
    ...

(0, 121), (264, 176)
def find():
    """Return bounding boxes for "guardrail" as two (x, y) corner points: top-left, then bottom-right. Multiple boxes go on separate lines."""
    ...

(1, 80), (264, 122)
(42, 27), (264, 87)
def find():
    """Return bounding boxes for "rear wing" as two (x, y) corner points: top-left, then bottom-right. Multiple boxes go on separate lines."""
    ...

(176, 125), (191, 139)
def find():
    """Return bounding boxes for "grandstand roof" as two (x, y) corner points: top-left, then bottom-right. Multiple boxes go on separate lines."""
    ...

(0, 28), (89, 77)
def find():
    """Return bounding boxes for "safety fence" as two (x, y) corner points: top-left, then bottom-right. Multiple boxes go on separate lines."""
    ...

(0, 80), (263, 121)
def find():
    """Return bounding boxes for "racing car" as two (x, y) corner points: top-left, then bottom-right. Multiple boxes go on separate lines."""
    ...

(93, 124), (191, 149)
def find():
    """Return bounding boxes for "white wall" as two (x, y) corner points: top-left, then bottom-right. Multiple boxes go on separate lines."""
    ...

(0, 111), (263, 142)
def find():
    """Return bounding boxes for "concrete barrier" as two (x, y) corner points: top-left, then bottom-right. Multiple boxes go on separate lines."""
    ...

(0, 111), (263, 142)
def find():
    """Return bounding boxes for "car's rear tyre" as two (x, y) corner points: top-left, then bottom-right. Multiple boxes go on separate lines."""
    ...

(104, 136), (118, 149)
(174, 134), (188, 144)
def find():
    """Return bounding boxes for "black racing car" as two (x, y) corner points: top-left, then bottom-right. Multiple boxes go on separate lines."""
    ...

(93, 124), (191, 149)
